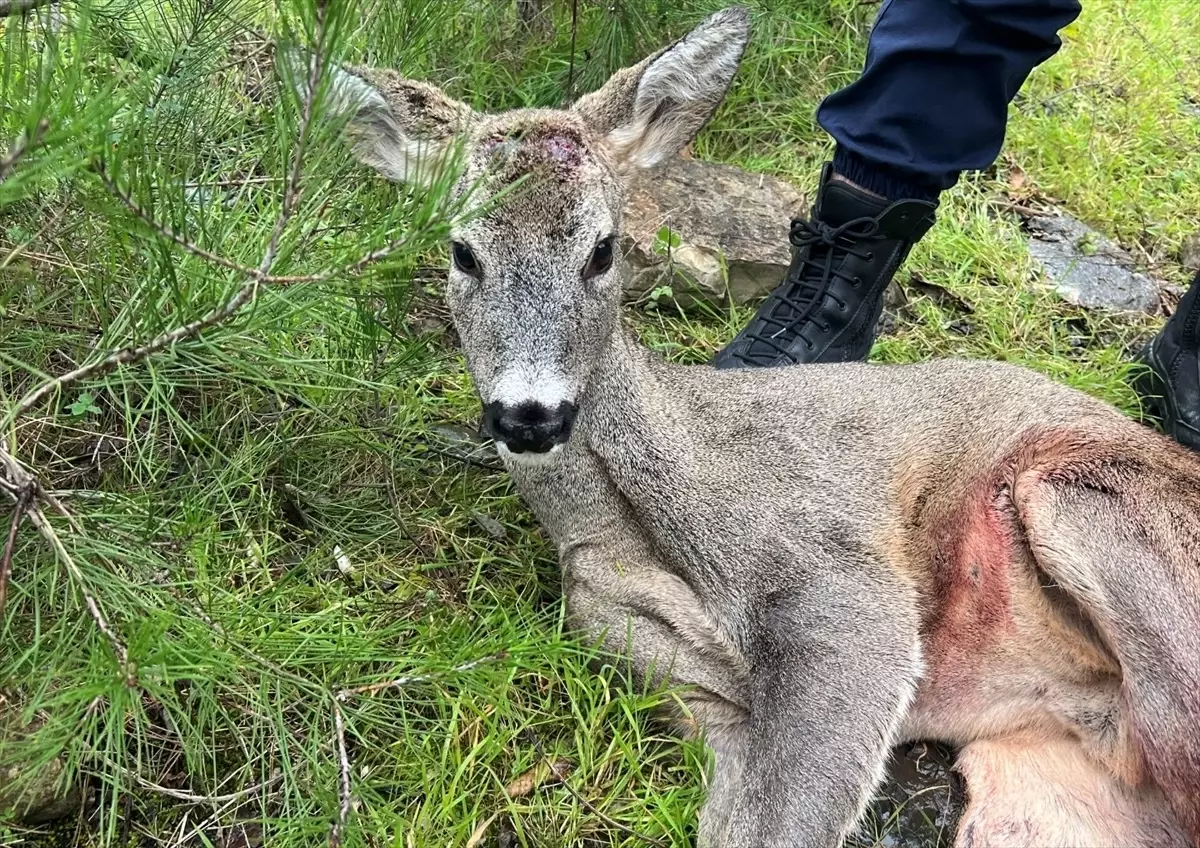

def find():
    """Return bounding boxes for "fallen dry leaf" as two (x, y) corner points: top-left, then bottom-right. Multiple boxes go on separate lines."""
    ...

(1008, 163), (1027, 194)
(504, 758), (572, 799)
(465, 812), (498, 848)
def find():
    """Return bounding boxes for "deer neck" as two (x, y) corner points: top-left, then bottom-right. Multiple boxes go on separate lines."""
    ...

(506, 322), (739, 598)
(502, 324), (668, 544)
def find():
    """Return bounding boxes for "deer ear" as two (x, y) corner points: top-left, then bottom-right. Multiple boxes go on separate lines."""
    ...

(572, 6), (749, 171)
(279, 50), (475, 186)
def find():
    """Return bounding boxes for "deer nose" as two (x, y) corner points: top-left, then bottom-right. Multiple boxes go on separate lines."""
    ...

(483, 400), (578, 453)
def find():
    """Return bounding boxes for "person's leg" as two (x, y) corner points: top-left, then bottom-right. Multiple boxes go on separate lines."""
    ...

(1136, 270), (1200, 452)
(713, 0), (1083, 369)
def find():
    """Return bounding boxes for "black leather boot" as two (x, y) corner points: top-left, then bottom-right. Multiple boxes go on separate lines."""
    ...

(713, 163), (937, 368)
(1135, 270), (1200, 452)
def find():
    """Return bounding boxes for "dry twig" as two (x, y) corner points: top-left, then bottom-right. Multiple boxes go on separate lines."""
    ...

(0, 444), (134, 681)
(108, 760), (283, 805)
(325, 653), (508, 844)
(334, 652), (506, 701)
(989, 199), (1051, 218)
(0, 486), (32, 618)
(0, 118), (49, 182)
(329, 699), (352, 848)
(0, 0), (55, 15)
(384, 467), (435, 561)
(565, 0), (579, 101)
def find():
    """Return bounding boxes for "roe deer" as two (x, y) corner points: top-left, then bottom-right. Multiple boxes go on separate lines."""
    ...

(291, 8), (1200, 846)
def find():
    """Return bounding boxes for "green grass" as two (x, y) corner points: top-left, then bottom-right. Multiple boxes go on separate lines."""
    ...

(1, 0), (1198, 846)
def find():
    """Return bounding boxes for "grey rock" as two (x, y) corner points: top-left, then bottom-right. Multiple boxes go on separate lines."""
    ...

(1026, 213), (1159, 314)
(1180, 231), (1200, 274)
(223, 821), (264, 848)
(470, 510), (507, 541)
(621, 158), (806, 307)
(427, 423), (501, 468)
(0, 752), (83, 825)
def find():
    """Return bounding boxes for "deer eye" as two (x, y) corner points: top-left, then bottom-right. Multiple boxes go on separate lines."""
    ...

(583, 235), (615, 281)
(452, 241), (481, 278)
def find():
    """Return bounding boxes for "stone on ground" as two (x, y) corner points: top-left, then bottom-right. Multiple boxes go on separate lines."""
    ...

(1026, 213), (1160, 314)
(1180, 231), (1200, 273)
(0, 752), (83, 825)
(621, 158), (806, 307)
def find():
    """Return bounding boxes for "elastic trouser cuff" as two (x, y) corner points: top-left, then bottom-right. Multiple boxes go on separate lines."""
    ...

(832, 147), (942, 204)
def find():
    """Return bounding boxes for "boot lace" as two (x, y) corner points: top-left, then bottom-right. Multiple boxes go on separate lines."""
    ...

(735, 215), (880, 365)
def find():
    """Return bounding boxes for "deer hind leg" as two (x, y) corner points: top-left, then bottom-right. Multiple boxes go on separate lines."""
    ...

(1011, 436), (1200, 842)
(954, 736), (1191, 848)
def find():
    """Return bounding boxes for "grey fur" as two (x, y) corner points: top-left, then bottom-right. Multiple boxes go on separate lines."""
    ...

(294, 8), (1200, 845)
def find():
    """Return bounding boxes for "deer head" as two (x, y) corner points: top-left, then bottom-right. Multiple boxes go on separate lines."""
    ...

(292, 7), (750, 462)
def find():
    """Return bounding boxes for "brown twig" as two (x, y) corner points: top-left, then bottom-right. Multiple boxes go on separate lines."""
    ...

(0, 119), (50, 183)
(0, 311), (100, 334)
(384, 463), (434, 562)
(1036, 81), (1109, 109)
(521, 729), (668, 848)
(0, 486), (32, 618)
(1121, 8), (1188, 90)
(183, 175), (282, 190)
(209, 39), (273, 77)
(329, 699), (351, 848)
(334, 652), (506, 701)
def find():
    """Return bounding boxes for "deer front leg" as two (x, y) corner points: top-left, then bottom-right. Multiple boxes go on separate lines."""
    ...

(721, 577), (923, 848)
(563, 558), (752, 841)
(697, 716), (747, 847)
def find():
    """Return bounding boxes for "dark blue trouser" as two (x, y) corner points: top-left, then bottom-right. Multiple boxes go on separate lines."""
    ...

(817, 0), (1083, 202)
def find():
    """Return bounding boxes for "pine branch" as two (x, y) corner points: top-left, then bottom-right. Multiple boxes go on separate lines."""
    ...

(5, 0), (405, 425)
(0, 0), (335, 687)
